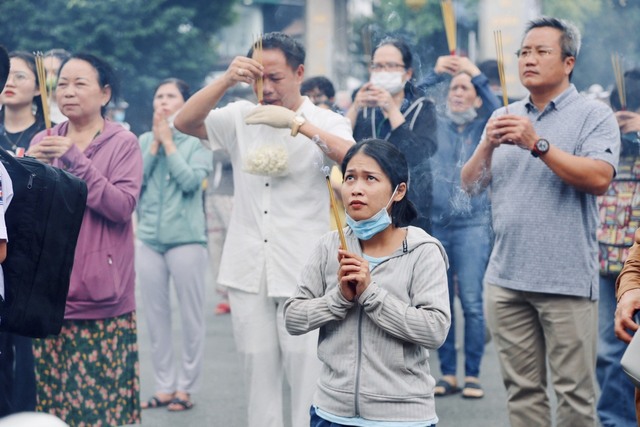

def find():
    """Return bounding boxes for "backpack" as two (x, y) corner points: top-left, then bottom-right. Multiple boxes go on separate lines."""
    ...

(0, 147), (87, 337)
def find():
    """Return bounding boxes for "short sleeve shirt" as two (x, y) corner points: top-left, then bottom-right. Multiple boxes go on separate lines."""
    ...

(483, 85), (620, 299)
(203, 98), (354, 297)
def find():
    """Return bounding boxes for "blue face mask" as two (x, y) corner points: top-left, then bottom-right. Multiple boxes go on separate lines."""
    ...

(345, 186), (398, 240)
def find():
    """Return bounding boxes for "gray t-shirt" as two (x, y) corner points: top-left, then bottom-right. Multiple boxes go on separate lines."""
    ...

(482, 85), (620, 300)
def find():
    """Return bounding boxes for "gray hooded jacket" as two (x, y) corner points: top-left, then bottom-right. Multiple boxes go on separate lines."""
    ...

(284, 226), (450, 422)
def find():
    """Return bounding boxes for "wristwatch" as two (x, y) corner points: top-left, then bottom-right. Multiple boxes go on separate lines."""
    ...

(290, 115), (306, 137)
(531, 138), (550, 158)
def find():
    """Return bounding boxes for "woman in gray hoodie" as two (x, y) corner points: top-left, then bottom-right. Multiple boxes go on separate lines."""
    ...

(285, 138), (451, 426)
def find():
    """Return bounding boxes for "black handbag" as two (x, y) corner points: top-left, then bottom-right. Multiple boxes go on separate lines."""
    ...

(0, 147), (87, 337)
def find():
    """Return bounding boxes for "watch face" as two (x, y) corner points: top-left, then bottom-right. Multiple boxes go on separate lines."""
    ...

(536, 139), (549, 152)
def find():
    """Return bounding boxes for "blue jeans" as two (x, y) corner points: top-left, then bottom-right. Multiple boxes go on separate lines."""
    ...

(596, 274), (637, 427)
(431, 223), (491, 378)
(309, 406), (436, 427)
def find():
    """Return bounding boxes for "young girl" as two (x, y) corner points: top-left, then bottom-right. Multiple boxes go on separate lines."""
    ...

(284, 139), (451, 426)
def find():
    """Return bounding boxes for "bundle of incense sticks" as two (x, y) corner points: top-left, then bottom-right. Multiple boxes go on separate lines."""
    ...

(362, 25), (373, 60)
(34, 52), (52, 129)
(323, 166), (348, 251)
(493, 30), (509, 112)
(440, 0), (456, 55)
(254, 34), (263, 104)
(612, 52), (626, 110)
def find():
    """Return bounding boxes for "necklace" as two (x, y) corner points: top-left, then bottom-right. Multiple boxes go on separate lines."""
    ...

(1, 127), (27, 152)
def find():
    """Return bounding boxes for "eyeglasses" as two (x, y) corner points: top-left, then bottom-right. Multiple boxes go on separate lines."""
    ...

(369, 62), (406, 72)
(7, 71), (33, 84)
(515, 47), (557, 59)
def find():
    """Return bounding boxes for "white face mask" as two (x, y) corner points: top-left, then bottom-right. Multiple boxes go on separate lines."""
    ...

(370, 71), (405, 95)
(445, 106), (478, 125)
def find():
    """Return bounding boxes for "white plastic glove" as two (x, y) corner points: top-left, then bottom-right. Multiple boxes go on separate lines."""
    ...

(245, 105), (296, 129)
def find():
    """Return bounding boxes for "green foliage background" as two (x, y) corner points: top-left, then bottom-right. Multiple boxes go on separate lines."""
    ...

(1, 0), (639, 135)
(0, 0), (237, 134)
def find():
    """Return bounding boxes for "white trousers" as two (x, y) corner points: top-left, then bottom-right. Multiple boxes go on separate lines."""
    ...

(228, 276), (321, 427)
(136, 241), (208, 394)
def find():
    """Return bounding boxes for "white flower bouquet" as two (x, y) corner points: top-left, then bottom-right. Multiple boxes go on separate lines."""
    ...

(243, 140), (289, 177)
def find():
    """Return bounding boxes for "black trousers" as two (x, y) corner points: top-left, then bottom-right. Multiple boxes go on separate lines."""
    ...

(0, 332), (36, 416)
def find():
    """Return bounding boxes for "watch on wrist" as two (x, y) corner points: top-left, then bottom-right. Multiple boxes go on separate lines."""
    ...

(290, 115), (306, 137)
(531, 138), (550, 158)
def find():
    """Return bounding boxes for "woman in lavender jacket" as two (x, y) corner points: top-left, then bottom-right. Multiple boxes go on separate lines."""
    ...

(28, 53), (143, 427)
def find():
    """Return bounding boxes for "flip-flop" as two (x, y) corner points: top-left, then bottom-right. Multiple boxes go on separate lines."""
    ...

(167, 397), (194, 412)
(462, 381), (484, 399)
(141, 396), (172, 409)
(434, 378), (460, 396)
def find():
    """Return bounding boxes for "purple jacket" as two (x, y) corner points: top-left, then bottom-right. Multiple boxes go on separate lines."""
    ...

(30, 120), (143, 319)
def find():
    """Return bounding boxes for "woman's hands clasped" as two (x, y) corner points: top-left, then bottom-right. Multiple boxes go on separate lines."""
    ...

(150, 110), (177, 155)
(353, 82), (396, 114)
(27, 135), (74, 164)
(337, 249), (371, 302)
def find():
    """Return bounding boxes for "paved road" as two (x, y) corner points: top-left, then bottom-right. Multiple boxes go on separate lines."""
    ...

(134, 290), (512, 427)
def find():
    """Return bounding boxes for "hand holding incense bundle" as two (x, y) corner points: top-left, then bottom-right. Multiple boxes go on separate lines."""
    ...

(323, 166), (348, 251)
(34, 52), (52, 130)
(493, 30), (509, 113)
(440, 0), (456, 55)
(612, 52), (626, 110)
(254, 34), (264, 104)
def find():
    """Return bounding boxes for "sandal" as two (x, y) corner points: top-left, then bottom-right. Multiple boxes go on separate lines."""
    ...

(141, 395), (173, 409)
(434, 378), (460, 396)
(167, 397), (194, 412)
(462, 381), (484, 399)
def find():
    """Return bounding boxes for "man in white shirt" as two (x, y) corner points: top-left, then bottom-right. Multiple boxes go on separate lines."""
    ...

(175, 32), (354, 427)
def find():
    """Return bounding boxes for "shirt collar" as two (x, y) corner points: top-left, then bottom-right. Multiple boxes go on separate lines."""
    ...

(525, 84), (578, 114)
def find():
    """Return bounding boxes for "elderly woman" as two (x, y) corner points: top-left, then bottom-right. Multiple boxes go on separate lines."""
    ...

(28, 53), (143, 426)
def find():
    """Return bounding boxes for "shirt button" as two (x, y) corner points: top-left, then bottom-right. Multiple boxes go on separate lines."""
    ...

(264, 239), (268, 243)
(264, 210), (268, 214)
(265, 183), (269, 187)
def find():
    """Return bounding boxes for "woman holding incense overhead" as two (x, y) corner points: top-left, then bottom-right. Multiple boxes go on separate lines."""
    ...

(27, 53), (143, 426)
(345, 37), (437, 233)
(0, 52), (46, 155)
(284, 139), (450, 427)
(136, 78), (213, 412)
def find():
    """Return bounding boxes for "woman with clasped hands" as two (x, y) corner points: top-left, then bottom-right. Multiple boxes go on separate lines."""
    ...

(345, 38), (437, 234)
(136, 78), (213, 412)
(27, 53), (143, 426)
(284, 139), (451, 427)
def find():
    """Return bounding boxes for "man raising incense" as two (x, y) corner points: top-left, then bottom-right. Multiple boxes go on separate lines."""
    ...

(175, 32), (354, 427)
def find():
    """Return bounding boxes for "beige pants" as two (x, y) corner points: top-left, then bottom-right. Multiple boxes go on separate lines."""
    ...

(486, 284), (598, 427)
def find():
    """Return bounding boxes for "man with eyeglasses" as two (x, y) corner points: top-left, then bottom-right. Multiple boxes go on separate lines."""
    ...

(461, 17), (620, 427)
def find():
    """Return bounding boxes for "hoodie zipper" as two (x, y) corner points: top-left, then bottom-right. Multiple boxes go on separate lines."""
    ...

(354, 304), (363, 416)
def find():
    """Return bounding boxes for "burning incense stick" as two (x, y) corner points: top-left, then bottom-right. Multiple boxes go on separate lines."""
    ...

(612, 52), (626, 110)
(323, 166), (348, 251)
(493, 30), (509, 112)
(254, 34), (264, 104)
(440, 0), (456, 55)
(34, 52), (52, 129)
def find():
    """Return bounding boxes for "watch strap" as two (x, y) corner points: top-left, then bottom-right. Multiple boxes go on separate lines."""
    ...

(290, 115), (305, 137)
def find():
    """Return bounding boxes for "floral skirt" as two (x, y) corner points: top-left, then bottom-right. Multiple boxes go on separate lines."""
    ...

(32, 311), (141, 427)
